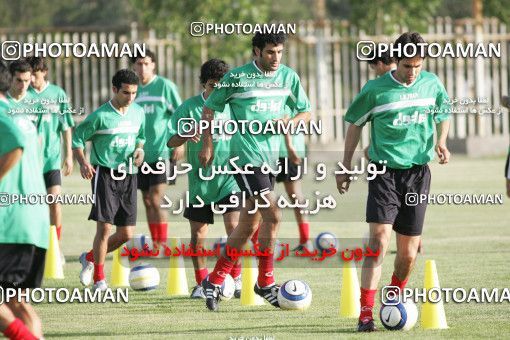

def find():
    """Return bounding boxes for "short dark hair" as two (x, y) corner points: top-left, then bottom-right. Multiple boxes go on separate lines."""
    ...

(27, 56), (48, 72)
(112, 69), (139, 89)
(252, 33), (286, 51)
(367, 49), (396, 66)
(199, 59), (229, 85)
(0, 61), (12, 93)
(8, 59), (32, 76)
(394, 32), (426, 61)
(129, 48), (156, 64)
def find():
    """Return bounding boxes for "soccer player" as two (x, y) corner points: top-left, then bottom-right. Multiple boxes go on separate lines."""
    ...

(130, 50), (183, 251)
(167, 58), (243, 299)
(199, 33), (311, 311)
(27, 56), (74, 260)
(6, 59), (39, 125)
(73, 69), (145, 291)
(367, 49), (397, 77)
(276, 106), (312, 252)
(336, 32), (451, 332)
(0, 61), (49, 340)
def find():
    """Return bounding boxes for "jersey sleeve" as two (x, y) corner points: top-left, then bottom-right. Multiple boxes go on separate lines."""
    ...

(433, 78), (451, 123)
(72, 112), (98, 149)
(286, 73), (311, 114)
(0, 117), (25, 157)
(204, 73), (236, 113)
(136, 110), (146, 146)
(164, 81), (182, 115)
(344, 84), (376, 127)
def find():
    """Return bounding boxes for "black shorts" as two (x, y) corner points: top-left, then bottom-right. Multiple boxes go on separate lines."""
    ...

(0, 244), (46, 289)
(366, 163), (431, 236)
(89, 165), (137, 226)
(275, 157), (303, 183)
(137, 159), (177, 191)
(43, 169), (62, 189)
(234, 167), (275, 198)
(184, 192), (242, 224)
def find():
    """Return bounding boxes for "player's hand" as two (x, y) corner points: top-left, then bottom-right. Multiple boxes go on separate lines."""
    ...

(198, 144), (213, 168)
(435, 143), (450, 164)
(62, 156), (73, 176)
(79, 162), (95, 180)
(133, 148), (145, 167)
(506, 179), (510, 198)
(171, 145), (185, 161)
(336, 173), (351, 194)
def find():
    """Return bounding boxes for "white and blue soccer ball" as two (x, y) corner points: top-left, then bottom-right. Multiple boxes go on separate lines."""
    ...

(315, 232), (338, 252)
(277, 280), (312, 310)
(128, 263), (160, 291)
(379, 300), (418, 331)
(219, 274), (235, 301)
(126, 234), (153, 252)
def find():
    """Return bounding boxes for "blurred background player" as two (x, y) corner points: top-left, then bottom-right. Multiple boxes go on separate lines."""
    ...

(367, 48), (397, 77)
(336, 32), (451, 332)
(27, 56), (74, 263)
(503, 95), (510, 197)
(199, 33), (311, 311)
(276, 106), (312, 252)
(0, 61), (49, 340)
(73, 69), (145, 291)
(167, 58), (242, 299)
(6, 59), (39, 125)
(130, 50), (183, 251)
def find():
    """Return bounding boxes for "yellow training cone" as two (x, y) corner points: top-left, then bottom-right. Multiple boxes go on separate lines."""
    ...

(421, 260), (448, 329)
(43, 225), (64, 279)
(110, 247), (130, 287)
(241, 242), (265, 306)
(339, 261), (360, 317)
(166, 237), (189, 296)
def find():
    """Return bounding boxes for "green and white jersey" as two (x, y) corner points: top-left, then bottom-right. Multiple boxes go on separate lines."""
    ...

(0, 99), (50, 249)
(168, 92), (239, 205)
(279, 106), (306, 158)
(29, 83), (74, 173)
(72, 101), (145, 172)
(6, 90), (41, 127)
(135, 75), (182, 163)
(345, 70), (450, 169)
(205, 61), (311, 168)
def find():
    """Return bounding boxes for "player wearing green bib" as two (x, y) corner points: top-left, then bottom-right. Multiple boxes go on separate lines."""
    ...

(131, 49), (183, 251)
(200, 33), (311, 312)
(0, 61), (48, 340)
(28, 57), (74, 260)
(168, 59), (243, 299)
(73, 69), (145, 291)
(6, 60), (40, 127)
(336, 32), (451, 332)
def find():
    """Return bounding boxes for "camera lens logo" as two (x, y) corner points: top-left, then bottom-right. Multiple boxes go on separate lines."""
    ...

(178, 118), (197, 138)
(190, 22), (205, 37)
(405, 193), (419, 206)
(381, 286), (401, 305)
(356, 41), (376, 61)
(0, 192), (10, 206)
(1, 41), (21, 61)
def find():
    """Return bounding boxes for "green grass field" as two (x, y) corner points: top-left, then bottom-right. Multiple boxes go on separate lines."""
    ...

(37, 156), (510, 339)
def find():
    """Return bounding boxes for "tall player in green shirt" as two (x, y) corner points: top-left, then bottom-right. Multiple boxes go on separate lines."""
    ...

(199, 33), (312, 311)
(27, 56), (74, 261)
(73, 69), (145, 291)
(336, 32), (451, 332)
(0, 61), (48, 340)
(130, 50), (183, 251)
(168, 58), (243, 299)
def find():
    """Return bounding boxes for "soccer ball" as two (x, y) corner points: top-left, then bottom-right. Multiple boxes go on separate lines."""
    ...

(213, 235), (228, 258)
(219, 274), (235, 301)
(315, 232), (338, 252)
(379, 300), (418, 331)
(129, 263), (160, 291)
(126, 234), (153, 252)
(277, 280), (312, 310)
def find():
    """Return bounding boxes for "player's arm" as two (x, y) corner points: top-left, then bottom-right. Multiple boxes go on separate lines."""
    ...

(73, 147), (95, 180)
(165, 82), (185, 161)
(336, 124), (363, 194)
(133, 114), (146, 167)
(62, 128), (73, 176)
(72, 113), (98, 180)
(435, 120), (450, 164)
(284, 131), (301, 165)
(0, 148), (22, 181)
(434, 80), (452, 165)
(198, 105), (214, 167)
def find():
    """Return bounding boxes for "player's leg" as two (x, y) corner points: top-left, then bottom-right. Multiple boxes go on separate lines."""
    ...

(91, 221), (112, 290)
(390, 233), (421, 293)
(0, 304), (37, 340)
(222, 210), (242, 297)
(282, 180), (311, 251)
(189, 220), (209, 299)
(46, 184), (62, 236)
(148, 182), (168, 249)
(6, 300), (42, 338)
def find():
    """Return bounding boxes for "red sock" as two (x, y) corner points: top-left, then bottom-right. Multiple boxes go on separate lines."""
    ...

(158, 223), (168, 244)
(359, 288), (377, 321)
(257, 253), (274, 287)
(390, 272), (408, 293)
(56, 225), (62, 240)
(3, 318), (37, 340)
(209, 256), (235, 285)
(194, 268), (209, 285)
(148, 223), (160, 243)
(93, 263), (105, 283)
(250, 225), (260, 245)
(230, 261), (242, 279)
(85, 249), (94, 262)
(298, 222), (309, 244)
